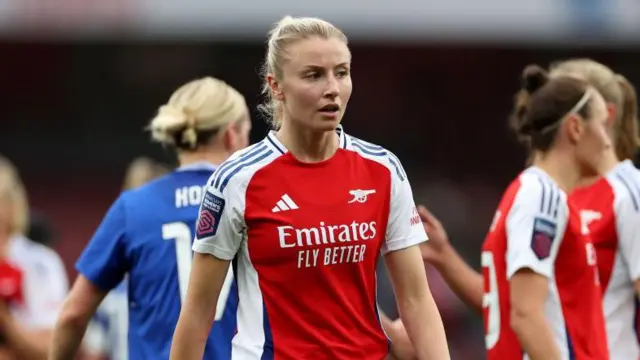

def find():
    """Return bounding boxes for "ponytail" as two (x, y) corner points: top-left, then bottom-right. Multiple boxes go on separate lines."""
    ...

(613, 75), (640, 160)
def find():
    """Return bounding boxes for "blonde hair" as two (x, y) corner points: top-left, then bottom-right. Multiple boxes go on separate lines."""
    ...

(149, 77), (247, 150)
(122, 157), (170, 190)
(549, 59), (640, 160)
(259, 16), (348, 129)
(0, 156), (29, 235)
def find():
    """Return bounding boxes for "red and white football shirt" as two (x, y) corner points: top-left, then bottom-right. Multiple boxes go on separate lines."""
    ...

(571, 160), (640, 360)
(7, 234), (69, 330)
(193, 126), (427, 360)
(481, 167), (608, 360)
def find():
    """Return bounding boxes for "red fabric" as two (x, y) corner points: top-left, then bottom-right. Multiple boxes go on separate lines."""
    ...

(0, 261), (24, 305)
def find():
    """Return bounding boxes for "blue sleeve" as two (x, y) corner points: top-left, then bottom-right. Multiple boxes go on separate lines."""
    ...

(76, 195), (129, 291)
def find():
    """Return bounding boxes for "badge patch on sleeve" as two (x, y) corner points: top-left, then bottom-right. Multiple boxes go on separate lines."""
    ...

(196, 192), (225, 239)
(531, 217), (557, 260)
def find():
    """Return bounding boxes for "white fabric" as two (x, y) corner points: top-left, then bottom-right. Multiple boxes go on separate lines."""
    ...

(82, 286), (129, 360)
(7, 234), (69, 329)
(604, 160), (640, 360)
(506, 168), (568, 279)
(609, 160), (640, 281)
(191, 142), (274, 259)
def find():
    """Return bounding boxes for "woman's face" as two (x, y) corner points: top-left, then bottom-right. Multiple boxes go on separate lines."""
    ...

(272, 36), (353, 132)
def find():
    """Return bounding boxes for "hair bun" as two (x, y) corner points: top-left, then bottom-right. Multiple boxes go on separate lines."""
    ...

(521, 65), (549, 94)
(516, 118), (534, 136)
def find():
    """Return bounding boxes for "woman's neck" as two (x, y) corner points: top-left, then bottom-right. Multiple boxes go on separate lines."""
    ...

(529, 148), (620, 189)
(596, 148), (621, 175)
(178, 150), (228, 168)
(0, 231), (11, 258)
(534, 151), (582, 193)
(575, 148), (620, 188)
(276, 121), (339, 163)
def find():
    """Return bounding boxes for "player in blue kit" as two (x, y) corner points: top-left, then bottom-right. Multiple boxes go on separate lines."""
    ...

(82, 157), (168, 360)
(49, 77), (251, 360)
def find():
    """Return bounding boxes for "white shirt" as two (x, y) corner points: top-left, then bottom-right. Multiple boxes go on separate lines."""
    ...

(7, 234), (69, 329)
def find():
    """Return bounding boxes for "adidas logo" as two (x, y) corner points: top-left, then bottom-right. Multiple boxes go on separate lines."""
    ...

(272, 194), (299, 213)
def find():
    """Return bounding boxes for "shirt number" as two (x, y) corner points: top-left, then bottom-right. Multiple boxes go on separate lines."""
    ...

(482, 251), (500, 349)
(162, 221), (234, 320)
(579, 209), (602, 235)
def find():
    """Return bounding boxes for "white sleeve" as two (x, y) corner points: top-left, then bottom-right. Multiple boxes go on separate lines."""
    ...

(192, 177), (246, 260)
(382, 157), (427, 255)
(506, 178), (568, 279)
(82, 312), (109, 355)
(615, 191), (640, 281)
(23, 249), (69, 329)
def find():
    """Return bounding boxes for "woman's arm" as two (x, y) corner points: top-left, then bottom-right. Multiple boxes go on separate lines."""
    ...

(170, 253), (230, 360)
(379, 310), (415, 360)
(502, 176), (566, 360)
(51, 196), (128, 360)
(418, 206), (484, 313)
(48, 276), (107, 360)
(385, 246), (450, 360)
(509, 270), (561, 360)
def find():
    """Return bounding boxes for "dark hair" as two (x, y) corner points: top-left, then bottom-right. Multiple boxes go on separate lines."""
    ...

(509, 65), (593, 152)
(27, 212), (57, 247)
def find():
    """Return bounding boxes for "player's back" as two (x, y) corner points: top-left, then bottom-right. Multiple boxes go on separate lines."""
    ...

(481, 167), (608, 360)
(125, 166), (238, 359)
(77, 164), (237, 360)
(571, 160), (640, 359)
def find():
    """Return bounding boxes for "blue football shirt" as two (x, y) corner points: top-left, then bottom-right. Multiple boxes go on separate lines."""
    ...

(77, 162), (238, 359)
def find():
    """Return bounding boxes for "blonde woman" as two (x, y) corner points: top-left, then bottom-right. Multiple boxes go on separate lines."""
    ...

(0, 156), (68, 360)
(50, 77), (251, 360)
(171, 16), (450, 360)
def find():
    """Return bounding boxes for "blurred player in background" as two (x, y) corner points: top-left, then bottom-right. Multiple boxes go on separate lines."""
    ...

(538, 60), (640, 359)
(27, 212), (58, 248)
(414, 59), (640, 360)
(121, 156), (170, 191)
(171, 16), (450, 360)
(49, 77), (251, 360)
(0, 156), (69, 360)
(81, 156), (169, 360)
(388, 67), (613, 359)
(481, 66), (610, 360)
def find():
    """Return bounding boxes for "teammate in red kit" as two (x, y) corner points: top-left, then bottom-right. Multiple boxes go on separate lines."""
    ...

(424, 59), (639, 360)
(170, 15), (450, 360)
(389, 60), (639, 360)
(0, 156), (69, 359)
(551, 60), (640, 360)
(483, 67), (610, 359)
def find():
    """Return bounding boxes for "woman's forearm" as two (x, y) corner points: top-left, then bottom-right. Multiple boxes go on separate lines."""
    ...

(511, 310), (561, 360)
(169, 312), (211, 360)
(398, 290), (450, 360)
(433, 245), (484, 313)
